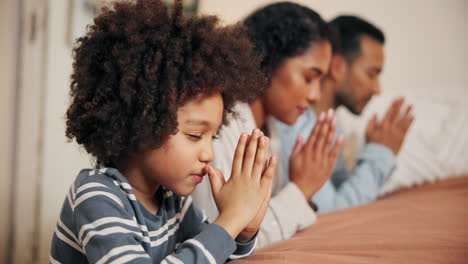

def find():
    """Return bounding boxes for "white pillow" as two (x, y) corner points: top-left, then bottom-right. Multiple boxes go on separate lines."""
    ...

(336, 89), (468, 195)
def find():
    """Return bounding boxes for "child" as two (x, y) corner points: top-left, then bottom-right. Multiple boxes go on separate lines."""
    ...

(50, 0), (276, 263)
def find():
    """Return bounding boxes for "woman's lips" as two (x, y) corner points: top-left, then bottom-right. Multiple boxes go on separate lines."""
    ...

(297, 106), (308, 115)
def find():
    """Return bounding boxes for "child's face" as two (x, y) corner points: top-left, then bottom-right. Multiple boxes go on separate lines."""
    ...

(138, 93), (223, 196)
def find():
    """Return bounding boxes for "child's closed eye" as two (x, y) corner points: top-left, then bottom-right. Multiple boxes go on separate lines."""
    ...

(187, 134), (219, 141)
(187, 134), (202, 140)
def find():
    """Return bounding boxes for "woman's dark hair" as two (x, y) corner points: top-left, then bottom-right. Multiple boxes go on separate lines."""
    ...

(65, 0), (265, 167)
(244, 1), (330, 78)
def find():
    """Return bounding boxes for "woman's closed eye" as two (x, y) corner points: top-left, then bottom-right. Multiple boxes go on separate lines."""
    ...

(304, 72), (320, 84)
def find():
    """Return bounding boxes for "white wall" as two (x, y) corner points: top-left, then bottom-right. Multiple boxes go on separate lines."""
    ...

(0, 0), (20, 262)
(37, 0), (91, 262)
(5, 0), (91, 263)
(200, 0), (468, 99)
(11, 0), (50, 263)
(6, 0), (466, 263)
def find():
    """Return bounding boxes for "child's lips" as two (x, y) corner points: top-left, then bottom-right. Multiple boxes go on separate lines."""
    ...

(191, 173), (205, 184)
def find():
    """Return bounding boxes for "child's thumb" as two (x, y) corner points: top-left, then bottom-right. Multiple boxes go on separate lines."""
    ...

(206, 165), (225, 197)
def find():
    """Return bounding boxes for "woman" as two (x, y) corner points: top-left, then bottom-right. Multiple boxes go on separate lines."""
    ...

(192, 2), (343, 247)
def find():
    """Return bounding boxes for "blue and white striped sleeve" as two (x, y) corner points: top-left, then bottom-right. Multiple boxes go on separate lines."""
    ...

(53, 175), (256, 264)
(72, 180), (152, 264)
(170, 196), (257, 263)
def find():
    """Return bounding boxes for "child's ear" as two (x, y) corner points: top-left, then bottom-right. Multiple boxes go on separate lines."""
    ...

(328, 54), (347, 82)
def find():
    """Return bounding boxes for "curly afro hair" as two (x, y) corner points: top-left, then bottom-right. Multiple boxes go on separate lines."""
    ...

(244, 2), (330, 78)
(66, 0), (266, 167)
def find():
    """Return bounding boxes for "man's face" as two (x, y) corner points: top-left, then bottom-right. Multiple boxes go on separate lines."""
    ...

(336, 36), (384, 115)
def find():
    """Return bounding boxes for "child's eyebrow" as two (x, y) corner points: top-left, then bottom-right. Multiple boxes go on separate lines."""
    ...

(184, 119), (211, 127)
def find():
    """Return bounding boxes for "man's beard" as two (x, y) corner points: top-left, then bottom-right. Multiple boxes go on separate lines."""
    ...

(335, 84), (363, 116)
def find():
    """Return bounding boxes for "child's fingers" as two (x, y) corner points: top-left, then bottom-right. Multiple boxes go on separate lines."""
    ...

(260, 170), (273, 202)
(251, 136), (269, 181)
(232, 133), (248, 176)
(264, 180), (273, 201)
(206, 165), (225, 198)
(261, 155), (277, 186)
(242, 129), (262, 176)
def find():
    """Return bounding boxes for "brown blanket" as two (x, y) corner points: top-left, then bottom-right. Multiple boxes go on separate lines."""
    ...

(233, 176), (468, 263)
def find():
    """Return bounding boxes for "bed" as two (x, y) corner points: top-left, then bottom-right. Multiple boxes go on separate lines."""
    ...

(232, 176), (468, 263)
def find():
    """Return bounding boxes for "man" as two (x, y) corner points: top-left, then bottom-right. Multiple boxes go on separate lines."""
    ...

(276, 15), (414, 214)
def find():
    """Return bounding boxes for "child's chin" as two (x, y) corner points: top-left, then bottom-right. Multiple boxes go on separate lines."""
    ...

(173, 187), (196, 197)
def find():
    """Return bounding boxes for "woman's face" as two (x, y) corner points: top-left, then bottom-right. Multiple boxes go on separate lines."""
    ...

(263, 40), (332, 125)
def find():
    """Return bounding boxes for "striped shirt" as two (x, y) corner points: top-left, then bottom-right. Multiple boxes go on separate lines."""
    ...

(50, 168), (256, 264)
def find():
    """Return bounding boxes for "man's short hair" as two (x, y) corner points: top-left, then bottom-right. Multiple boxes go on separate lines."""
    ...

(329, 15), (385, 63)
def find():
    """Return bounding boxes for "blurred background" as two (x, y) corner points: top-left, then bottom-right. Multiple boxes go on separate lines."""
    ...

(0, 0), (467, 263)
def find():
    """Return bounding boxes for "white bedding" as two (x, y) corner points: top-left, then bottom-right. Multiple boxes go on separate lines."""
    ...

(336, 89), (468, 195)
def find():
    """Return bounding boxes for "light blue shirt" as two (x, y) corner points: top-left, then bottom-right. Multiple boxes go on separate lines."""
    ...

(275, 109), (396, 214)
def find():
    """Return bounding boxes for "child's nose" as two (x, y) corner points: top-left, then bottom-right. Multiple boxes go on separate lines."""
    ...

(199, 145), (215, 163)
